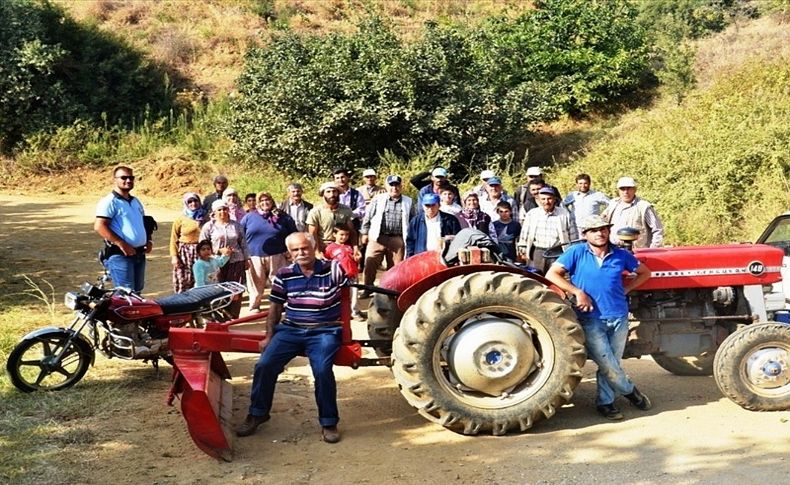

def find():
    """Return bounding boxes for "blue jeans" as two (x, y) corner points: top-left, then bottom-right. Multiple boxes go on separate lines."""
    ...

(105, 253), (146, 293)
(249, 323), (342, 427)
(580, 315), (635, 406)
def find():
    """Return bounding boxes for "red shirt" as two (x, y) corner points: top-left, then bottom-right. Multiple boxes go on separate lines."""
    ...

(324, 242), (358, 278)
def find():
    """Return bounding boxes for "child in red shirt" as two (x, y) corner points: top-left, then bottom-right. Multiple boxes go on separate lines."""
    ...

(324, 226), (362, 318)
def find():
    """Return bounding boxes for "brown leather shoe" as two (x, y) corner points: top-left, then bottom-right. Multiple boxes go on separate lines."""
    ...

(321, 425), (341, 443)
(236, 413), (270, 437)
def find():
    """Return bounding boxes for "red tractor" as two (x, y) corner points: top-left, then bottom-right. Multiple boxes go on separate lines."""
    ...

(168, 220), (790, 460)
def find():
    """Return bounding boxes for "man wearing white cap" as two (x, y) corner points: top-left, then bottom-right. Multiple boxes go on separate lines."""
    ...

(513, 166), (544, 215)
(410, 166), (461, 208)
(473, 169), (496, 201)
(306, 182), (357, 256)
(357, 169), (385, 208)
(603, 177), (664, 249)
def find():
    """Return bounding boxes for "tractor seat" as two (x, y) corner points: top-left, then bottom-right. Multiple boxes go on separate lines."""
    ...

(156, 285), (234, 315)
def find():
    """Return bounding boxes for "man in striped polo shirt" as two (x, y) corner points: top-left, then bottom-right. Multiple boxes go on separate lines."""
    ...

(236, 232), (348, 443)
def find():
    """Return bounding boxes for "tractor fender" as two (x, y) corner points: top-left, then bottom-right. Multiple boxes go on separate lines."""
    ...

(18, 326), (96, 366)
(396, 264), (565, 312)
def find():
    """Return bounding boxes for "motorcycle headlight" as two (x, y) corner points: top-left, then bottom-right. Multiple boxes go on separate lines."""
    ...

(64, 292), (80, 310)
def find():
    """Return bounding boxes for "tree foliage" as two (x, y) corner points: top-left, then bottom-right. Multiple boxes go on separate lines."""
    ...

(0, 0), (173, 152)
(229, 1), (650, 176)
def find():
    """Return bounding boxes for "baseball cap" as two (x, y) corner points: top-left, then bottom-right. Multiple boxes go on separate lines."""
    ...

(526, 166), (543, 177)
(617, 177), (637, 188)
(480, 169), (495, 181)
(386, 175), (402, 185)
(422, 193), (440, 205)
(211, 199), (228, 211)
(318, 181), (338, 195)
(362, 168), (377, 177)
(431, 167), (448, 178)
(487, 176), (502, 186)
(580, 215), (613, 233)
(538, 186), (556, 196)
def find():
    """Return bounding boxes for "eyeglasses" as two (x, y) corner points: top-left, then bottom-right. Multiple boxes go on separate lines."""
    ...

(116, 175), (135, 181)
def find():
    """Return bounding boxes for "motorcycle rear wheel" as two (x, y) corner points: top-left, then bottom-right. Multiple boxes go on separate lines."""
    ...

(6, 330), (93, 392)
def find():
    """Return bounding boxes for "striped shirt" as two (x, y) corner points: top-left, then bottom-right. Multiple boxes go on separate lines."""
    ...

(269, 259), (348, 326)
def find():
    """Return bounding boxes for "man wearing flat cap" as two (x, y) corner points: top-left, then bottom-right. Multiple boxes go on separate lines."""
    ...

(603, 177), (664, 249)
(545, 215), (653, 420)
(518, 185), (577, 273)
(359, 175), (415, 294)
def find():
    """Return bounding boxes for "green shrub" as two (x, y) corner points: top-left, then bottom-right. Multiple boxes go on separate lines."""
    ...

(473, 0), (650, 113)
(0, 0), (174, 153)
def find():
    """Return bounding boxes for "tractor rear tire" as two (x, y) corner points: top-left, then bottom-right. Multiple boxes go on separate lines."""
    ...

(651, 353), (714, 376)
(391, 271), (585, 435)
(366, 293), (402, 357)
(713, 322), (790, 411)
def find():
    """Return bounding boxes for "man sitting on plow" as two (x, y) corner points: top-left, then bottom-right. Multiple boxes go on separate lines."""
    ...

(236, 232), (347, 443)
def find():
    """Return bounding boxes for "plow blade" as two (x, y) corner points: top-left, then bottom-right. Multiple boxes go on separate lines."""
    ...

(169, 350), (234, 461)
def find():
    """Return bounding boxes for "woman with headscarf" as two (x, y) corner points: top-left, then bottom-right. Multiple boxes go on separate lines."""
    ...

(200, 199), (251, 317)
(457, 192), (498, 242)
(223, 187), (246, 222)
(170, 192), (208, 293)
(240, 191), (297, 313)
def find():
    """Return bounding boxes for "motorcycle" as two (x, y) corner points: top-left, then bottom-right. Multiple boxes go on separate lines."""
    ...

(5, 273), (245, 392)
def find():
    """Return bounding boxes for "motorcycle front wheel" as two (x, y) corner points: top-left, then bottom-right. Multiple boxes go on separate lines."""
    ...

(6, 330), (93, 392)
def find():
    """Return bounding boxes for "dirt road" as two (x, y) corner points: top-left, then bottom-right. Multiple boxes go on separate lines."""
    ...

(1, 194), (788, 484)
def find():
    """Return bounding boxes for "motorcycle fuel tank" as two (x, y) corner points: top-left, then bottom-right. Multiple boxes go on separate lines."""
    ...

(635, 244), (783, 291)
(110, 294), (164, 321)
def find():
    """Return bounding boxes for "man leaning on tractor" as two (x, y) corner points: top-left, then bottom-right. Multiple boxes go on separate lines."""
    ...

(545, 215), (653, 420)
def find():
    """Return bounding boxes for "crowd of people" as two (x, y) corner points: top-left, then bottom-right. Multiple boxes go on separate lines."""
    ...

(94, 163), (664, 441)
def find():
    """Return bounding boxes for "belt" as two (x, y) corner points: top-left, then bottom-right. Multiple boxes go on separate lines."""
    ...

(282, 321), (342, 329)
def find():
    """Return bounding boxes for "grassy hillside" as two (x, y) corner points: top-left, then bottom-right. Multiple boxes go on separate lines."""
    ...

(549, 15), (790, 244)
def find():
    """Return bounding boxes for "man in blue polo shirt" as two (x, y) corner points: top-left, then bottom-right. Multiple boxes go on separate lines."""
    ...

(237, 232), (348, 443)
(94, 166), (152, 292)
(546, 215), (653, 420)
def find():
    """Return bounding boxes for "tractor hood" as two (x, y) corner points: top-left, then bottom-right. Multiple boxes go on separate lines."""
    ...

(635, 244), (783, 291)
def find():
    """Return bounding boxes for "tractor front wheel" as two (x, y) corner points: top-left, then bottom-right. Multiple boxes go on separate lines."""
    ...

(391, 272), (585, 435)
(713, 322), (790, 411)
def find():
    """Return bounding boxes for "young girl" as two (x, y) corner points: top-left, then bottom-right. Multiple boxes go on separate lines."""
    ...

(324, 226), (362, 318)
(193, 240), (232, 287)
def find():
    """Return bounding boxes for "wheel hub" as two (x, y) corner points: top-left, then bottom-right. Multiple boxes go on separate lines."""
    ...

(447, 318), (536, 396)
(745, 347), (790, 389)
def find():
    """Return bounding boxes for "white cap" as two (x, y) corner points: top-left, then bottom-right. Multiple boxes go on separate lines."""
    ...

(617, 176), (637, 188)
(526, 166), (543, 176)
(362, 168), (376, 177)
(318, 181), (338, 195)
(480, 169), (495, 180)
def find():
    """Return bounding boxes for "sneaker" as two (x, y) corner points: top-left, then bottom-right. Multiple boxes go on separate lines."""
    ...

(596, 404), (624, 420)
(625, 387), (652, 410)
(235, 413), (270, 437)
(321, 425), (341, 443)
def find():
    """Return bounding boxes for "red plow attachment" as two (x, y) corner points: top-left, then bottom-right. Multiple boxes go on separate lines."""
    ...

(167, 288), (363, 460)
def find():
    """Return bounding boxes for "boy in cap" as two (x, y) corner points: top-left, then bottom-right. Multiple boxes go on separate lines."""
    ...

(545, 215), (653, 420)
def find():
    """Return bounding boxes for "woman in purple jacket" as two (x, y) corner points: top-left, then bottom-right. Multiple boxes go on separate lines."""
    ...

(240, 191), (297, 312)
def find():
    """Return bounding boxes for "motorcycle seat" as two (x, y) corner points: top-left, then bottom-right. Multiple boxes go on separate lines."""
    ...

(155, 285), (234, 315)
